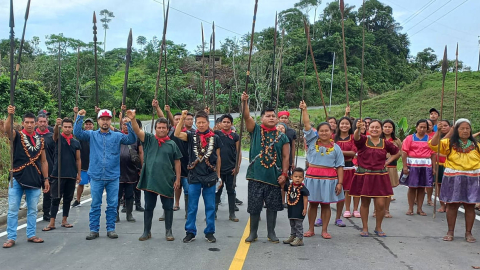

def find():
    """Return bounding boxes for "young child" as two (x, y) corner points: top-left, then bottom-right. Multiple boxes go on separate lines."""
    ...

(283, 167), (309, 246)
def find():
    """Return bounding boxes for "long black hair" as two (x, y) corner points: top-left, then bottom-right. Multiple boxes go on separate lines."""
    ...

(316, 122), (331, 132)
(381, 119), (397, 140)
(448, 121), (480, 155)
(334, 117), (353, 142)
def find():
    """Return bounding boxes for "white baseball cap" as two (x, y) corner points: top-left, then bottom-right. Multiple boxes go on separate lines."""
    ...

(97, 109), (113, 119)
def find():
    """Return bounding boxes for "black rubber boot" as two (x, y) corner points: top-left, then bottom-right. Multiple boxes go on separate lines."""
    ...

(165, 209), (174, 241)
(139, 210), (153, 241)
(184, 195), (189, 219)
(116, 204), (120, 223)
(228, 193), (239, 222)
(126, 199), (136, 222)
(245, 213), (260, 243)
(266, 210), (279, 243)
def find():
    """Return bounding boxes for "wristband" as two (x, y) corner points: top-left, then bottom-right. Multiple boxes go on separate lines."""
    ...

(44, 177), (50, 181)
(281, 172), (288, 178)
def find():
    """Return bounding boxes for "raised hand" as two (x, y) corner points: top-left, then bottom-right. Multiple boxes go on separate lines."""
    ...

(78, 109), (86, 116)
(181, 110), (188, 120)
(121, 104), (127, 112)
(241, 92), (249, 102)
(7, 105), (15, 115)
(126, 109), (136, 120)
(56, 118), (62, 126)
(94, 106), (100, 114)
(164, 105), (170, 112)
(299, 100), (307, 110)
(152, 99), (159, 108)
(73, 107), (79, 113)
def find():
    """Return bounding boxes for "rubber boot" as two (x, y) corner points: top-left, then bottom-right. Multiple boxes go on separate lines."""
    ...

(139, 210), (153, 241)
(165, 209), (174, 241)
(228, 193), (239, 222)
(184, 195), (189, 220)
(116, 204), (120, 223)
(245, 213), (260, 243)
(126, 199), (136, 222)
(266, 210), (279, 243)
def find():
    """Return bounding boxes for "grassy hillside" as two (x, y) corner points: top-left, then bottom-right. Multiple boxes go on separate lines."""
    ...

(289, 71), (480, 130)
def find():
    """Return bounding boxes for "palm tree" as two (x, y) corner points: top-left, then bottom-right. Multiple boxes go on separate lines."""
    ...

(99, 9), (115, 53)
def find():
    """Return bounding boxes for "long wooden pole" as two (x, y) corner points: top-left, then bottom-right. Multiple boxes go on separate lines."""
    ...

(8, 0), (15, 187)
(453, 43), (459, 122)
(57, 42), (62, 197)
(234, 0), (259, 186)
(75, 47), (80, 119)
(275, 28), (285, 111)
(270, 12), (277, 108)
(339, 0), (350, 110)
(433, 46), (448, 218)
(359, 0), (366, 119)
(12, 0), (31, 89)
(212, 22), (216, 121)
(93, 12), (99, 107)
(304, 19), (328, 120)
(122, 29), (133, 118)
(295, 41), (309, 168)
(201, 23), (207, 108)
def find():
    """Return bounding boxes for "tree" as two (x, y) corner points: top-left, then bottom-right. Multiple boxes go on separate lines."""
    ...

(136, 36), (147, 51)
(99, 9), (115, 54)
(415, 47), (438, 72)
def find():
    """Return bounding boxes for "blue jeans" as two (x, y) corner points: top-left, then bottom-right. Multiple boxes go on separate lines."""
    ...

(89, 179), (119, 233)
(185, 183), (215, 235)
(7, 179), (41, 241)
(181, 177), (189, 195)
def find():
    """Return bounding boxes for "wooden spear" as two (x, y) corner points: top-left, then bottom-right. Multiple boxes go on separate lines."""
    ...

(8, 0), (15, 187)
(359, 0), (366, 119)
(339, 0), (350, 113)
(453, 43), (459, 122)
(212, 22), (216, 122)
(433, 46), (448, 218)
(270, 12), (278, 108)
(93, 12), (99, 107)
(201, 23), (207, 108)
(57, 42), (62, 197)
(275, 28), (285, 111)
(295, 38), (309, 168)
(122, 29), (133, 118)
(12, 0), (31, 89)
(75, 47), (80, 119)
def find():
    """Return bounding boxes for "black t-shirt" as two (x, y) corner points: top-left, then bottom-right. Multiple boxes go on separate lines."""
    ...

(37, 132), (55, 175)
(12, 131), (44, 189)
(51, 135), (81, 179)
(186, 131), (222, 186)
(169, 128), (190, 178)
(285, 127), (297, 166)
(214, 130), (239, 174)
(284, 182), (309, 220)
(79, 140), (90, 171)
(120, 140), (141, 183)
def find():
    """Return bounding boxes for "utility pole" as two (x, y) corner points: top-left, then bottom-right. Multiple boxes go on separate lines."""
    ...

(329, 52), (335, 112)
(477, 36), (480, 71)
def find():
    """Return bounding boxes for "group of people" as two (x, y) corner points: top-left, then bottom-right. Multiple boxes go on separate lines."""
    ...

(3, 95), (480, 248)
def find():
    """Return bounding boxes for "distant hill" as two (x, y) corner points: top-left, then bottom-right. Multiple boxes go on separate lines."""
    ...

(290, 71), (480, 131)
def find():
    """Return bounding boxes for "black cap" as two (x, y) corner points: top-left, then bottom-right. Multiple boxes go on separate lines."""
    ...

(38, 109), (51, 116)
(429, 108), (439, 115)
(84, 118), (94, 123)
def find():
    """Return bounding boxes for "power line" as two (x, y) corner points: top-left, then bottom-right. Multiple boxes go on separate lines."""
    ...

(410, 0), (470, 37)
(402, 0), (436, 25)
(152, 0), (243, 36)
(406, 0), (452, 32)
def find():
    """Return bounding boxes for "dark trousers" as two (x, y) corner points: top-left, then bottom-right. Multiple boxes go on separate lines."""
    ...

(134, 185), (141, 205)
(43, 190), (51, 217)
(216, 173), (235, 200)
(144, 191), (174, 211)
(118, 182), (135, 202)
(50, 178), (76, 219)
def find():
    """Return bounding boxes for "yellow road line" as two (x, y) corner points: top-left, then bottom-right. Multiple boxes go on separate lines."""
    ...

(242, 157), (249, 161)
(228, 218), (251, 270)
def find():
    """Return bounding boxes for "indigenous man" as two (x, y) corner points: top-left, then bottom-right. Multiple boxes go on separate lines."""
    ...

(3, 106), (50, 248)
(37, 109), (54, 132)
(278, 110), (296, 208)
(43, 118), (81, 231)
(74, 108), (137, 240)
(127, 110), (182, 241)
(35, 113), (55, 221)
(242, 93), (290, 243)
(71, 112), (94, 208)
(214, 114), (241, 222)
(429, 108), (439, 132)
(175, 110), (222, 243)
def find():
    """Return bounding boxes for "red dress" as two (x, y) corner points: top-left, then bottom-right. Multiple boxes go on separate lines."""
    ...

(335, 134), (357, 191)
(349, 135), (399, 197)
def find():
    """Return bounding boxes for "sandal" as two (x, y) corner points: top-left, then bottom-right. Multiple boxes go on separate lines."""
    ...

(61, 223), (74, 228)
(427, 201), (434, 206)
(417, 211), (427, 216)
(372, 211), (376, 218)
(2, 240), (15, 248)
(42, 226), (56, 232)
(384, 211), (392, 218)
(321, 232), (331, 239)
(438, 208), (446, 213)
(360, 231), (369, 237)
(343, 211), (352, 218)
(374, 230), (387, 237)
(303, 231), (315, 237)
(466, 232), (476, 243)
(353, 211), (361, 218)
(173, 206), (180, 211)
(314, 218), (322, 227)
(27, 236), (44, 243)
(335, 219), (346, 227)
(391, 197), (396, 202)
(443, 230), (454, 241)
(405, 211), (414, 216)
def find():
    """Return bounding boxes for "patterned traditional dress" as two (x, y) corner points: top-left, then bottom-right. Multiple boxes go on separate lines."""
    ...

(400, 134), (434, 188)
(335, 134), (357, 191)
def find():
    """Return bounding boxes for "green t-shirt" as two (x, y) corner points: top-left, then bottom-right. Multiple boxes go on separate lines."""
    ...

(137, 133), (182, 197)
(246, 124), (289, 186)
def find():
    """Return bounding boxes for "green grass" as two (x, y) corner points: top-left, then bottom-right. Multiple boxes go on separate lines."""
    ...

(290, 71), (480, 131)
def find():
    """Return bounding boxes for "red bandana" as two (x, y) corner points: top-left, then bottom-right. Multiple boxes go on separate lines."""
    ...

(293, 183), (304, 187)
(121, 130), (128, 134)
(260, 124), (277, 132)
(174, 126), (187, 132)
(22, 129), (36, 147)
(155, 135), (170, 147)
(35, 128), (50, 135)
(222, 129), (233, 139)
(61, 133), (73, 145)
(196, 130), (215, 147)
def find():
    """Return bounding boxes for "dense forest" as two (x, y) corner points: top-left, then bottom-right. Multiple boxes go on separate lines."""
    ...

(0, 0), (467, 119)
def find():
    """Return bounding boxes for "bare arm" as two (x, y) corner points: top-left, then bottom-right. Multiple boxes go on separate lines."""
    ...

(241, 92), (255, 133)
(164, 105), (174, 124)
(216, 148), (221, 179)
(152, 99), (165, 118)
(174, 110), (188, 141)
(138, 145), (144, 165)
(299, 101), (311, 131)
(53, 118), (62, 142)
(234, 140), (242, 175)
(126, 110), (145, 142)
(76, 149), (81, 183)
(354, 120), (364, 141)
(174, 159), (181, 190)
(277, 143), (290, 187)
(5, 105), (16, 140)
(41, 150), (50, 193)
(335, 167), (344, 195)
(302, 196), (308, 216)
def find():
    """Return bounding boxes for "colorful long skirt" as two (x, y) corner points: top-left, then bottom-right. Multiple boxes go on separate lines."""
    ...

(349, 166), (393, 197)
(400, 157), (433, 188)
(342, 161), (356, 192)
(440, 168), (480, 204)
(304, 167), (345, 204)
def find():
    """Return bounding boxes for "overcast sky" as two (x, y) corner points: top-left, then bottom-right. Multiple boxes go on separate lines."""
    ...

(1, 0), (479, 69)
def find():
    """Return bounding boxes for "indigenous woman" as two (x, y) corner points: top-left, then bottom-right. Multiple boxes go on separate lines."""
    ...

(350, 120), (400, 237)
(277, 122), (290, 208)
(425, 118), (436, 206)
(334, 117), (358, 220)
(381, 120), (402, 218)
(401, 120), (435, 216)
(300, 101), (345, 239)
(429, 119), (480, 243)
(434, 120), (452, 213)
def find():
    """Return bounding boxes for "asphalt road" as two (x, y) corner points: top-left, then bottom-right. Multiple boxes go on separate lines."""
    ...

(1, 154), (480, 270)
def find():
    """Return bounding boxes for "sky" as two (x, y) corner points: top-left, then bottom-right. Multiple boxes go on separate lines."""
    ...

(1, 0), (479, 69)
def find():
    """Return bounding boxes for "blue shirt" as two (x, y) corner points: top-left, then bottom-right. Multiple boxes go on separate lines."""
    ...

(74, 115), (137, 181)
(304, 129), (345, 168)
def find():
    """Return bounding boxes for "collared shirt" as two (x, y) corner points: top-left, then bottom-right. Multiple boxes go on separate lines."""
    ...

(73, 115), (137, 181)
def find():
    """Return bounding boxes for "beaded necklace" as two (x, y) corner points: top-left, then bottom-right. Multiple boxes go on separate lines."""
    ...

(453, 140), (476, 153)
(187, 134), (216, 170)
(315, 139), (334, 156)
(287, 184), (303, 206)
(259, 128), (280, 169)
